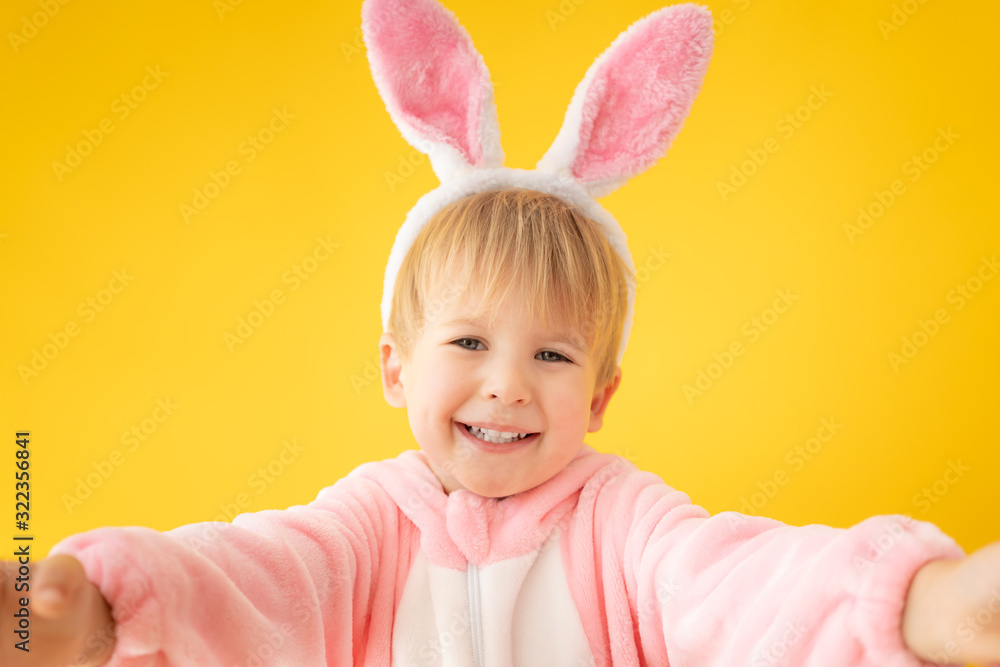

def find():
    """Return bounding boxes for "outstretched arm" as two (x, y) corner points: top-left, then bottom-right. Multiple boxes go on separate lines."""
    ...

(569, 463), (974, 666)
(1, 474), (405, 665)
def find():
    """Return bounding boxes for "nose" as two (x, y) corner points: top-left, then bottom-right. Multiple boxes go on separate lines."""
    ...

(482, 359), (530, 404)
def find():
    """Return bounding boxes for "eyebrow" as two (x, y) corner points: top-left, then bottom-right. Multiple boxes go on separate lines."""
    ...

(441, 317), (586, 354)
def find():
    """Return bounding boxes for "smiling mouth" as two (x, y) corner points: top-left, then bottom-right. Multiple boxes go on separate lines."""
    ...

(459, 422), (539, 445)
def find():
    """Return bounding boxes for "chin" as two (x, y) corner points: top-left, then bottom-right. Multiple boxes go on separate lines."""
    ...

(463, 472), (546, 499)
(464, 480), (521, 499)
(449, 470), (514, 498)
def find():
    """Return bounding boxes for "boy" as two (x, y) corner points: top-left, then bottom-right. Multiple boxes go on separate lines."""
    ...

(6, 1), (1000, 665)
(3, 188), (1000, 666)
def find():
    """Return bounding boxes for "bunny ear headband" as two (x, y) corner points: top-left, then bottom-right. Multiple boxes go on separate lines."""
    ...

(362, 0), (714, 366)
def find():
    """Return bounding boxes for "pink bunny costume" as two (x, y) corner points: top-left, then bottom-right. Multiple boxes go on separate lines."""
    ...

(52, 1), (966, 665)
(55, 446), (963, 665)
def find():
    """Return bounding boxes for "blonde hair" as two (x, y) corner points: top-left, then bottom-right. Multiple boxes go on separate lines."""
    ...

(388, 188), (631, 389)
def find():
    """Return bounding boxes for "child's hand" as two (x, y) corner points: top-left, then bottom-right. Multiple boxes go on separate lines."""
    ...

(0, 554), (116, 666)
(903, 540), (1000, 665)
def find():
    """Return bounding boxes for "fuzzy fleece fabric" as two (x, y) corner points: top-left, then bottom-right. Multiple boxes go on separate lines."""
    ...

(52, 445), (965, 666)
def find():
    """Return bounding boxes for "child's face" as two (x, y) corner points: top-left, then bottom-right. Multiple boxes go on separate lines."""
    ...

(379, 283), (621, 498)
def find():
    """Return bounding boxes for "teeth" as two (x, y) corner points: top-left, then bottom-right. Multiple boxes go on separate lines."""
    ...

(466, 424), (530, 444)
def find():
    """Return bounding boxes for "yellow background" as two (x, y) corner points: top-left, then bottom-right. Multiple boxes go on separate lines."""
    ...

(1, 0), (997, 655)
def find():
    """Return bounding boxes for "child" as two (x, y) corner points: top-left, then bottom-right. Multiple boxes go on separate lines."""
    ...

(4, 1), (1000, 666)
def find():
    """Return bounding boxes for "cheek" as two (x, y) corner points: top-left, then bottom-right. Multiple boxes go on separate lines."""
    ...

(413, 354), (469, 415)
(545, 382), (593, 428)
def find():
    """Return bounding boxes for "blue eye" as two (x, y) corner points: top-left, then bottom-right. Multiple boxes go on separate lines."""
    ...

(452, 338), (483, 351)
(538, 350), (571, 363)
(450, 339), (572, 364)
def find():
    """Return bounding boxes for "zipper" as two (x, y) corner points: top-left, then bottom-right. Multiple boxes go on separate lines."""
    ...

(467, 561), (485, 667)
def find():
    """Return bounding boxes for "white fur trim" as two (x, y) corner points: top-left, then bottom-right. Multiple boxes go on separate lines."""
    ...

(534, 45), (611, 196)
(381, 167), (636, 367)
(477, 82), (505, 170)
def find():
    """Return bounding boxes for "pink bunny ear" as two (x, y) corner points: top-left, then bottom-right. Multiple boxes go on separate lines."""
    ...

(536, 3), (714, 199)
(362, 0), (504, 183)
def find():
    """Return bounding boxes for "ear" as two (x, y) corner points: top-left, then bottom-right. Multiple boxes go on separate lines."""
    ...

(588, 366), (622, 433)
(362, 0), (504, 183)
(536, 3), (714, 199)
(379, 332), (407, 408)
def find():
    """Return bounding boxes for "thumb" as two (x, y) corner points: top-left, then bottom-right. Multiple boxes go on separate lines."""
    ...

(33, 554), (90, 619)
